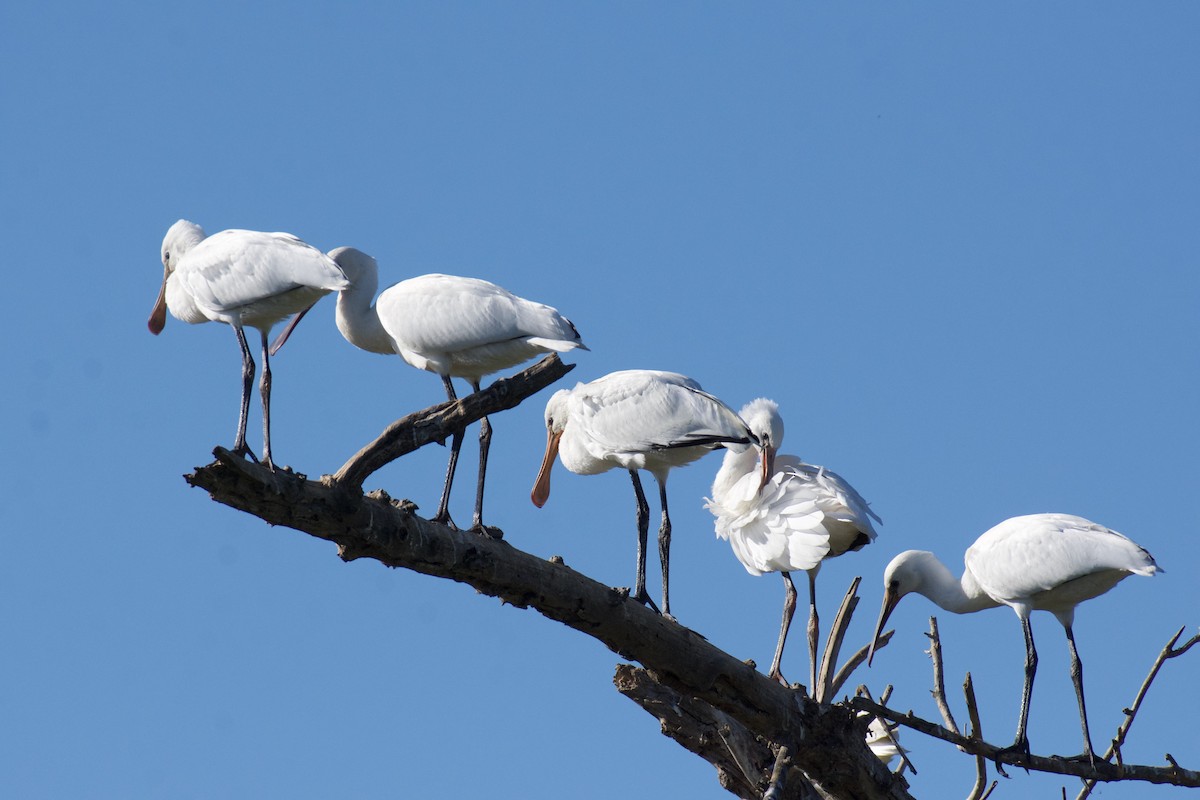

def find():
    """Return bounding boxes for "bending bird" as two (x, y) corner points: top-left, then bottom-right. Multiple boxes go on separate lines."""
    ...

(869, 512), (1161, 761)
(147, 219), (348, 469)
(532, 369), (754, 618)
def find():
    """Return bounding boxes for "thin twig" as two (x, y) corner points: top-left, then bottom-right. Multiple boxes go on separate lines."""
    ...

(817, 577), (861, 703)
(859, 685), (917, 776)
(831, 630), (894, 699)
(762, 746), (791, 800)
(1075, 626), (1200, 800)
(852, 695), (1200, 786)
(963, 673), (997, 800)
(926, 616), (960, 737)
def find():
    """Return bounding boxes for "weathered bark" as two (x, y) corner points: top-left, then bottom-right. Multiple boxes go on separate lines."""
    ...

(615, 664), (821, 800)
(332, 354), (574, 490)
(187, 448), (912, 800)
(182, 363), (1197, 798)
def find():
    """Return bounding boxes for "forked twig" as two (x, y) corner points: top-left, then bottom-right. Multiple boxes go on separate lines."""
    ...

(858, 685), (917, 776)
(963, 673), (997, 800)
(1075, 626), (1200, 800)
(926, 617), (960, 737)
(816, 577), (861, 702)
(762, 746), (791, 800)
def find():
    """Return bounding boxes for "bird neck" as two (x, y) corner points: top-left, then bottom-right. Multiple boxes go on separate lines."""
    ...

(711, 446), (760, 502)
(335, 270), (394, 355)
(913, 555), (998, 615)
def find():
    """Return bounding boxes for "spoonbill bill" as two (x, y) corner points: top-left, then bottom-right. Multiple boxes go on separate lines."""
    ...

(327, 247), (585, 534)
(706, 398), (879, 688)
(869, 512), (1161, 761)
(531, 369), (754, 618)
(147, 219), (348, 469)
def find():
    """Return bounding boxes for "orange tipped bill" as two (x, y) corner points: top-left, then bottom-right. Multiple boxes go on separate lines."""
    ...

(531, 429), (562, 508)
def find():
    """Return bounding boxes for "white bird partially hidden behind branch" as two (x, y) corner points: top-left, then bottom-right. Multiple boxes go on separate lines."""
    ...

(532, 369), (755, 619)
(869, 512), (1162, 762)
(323, 246), (586, 535)
(706, 398), (879, 689)
(147, 219), (349, 469)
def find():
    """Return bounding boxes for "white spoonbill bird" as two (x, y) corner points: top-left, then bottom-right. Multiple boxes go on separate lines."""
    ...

(869, 513), (1161, 761)
(147, 219), (348, 469)
(327, 247), (585, 534)
(706, 398), (879, 688)
(531, 370), (755, 618)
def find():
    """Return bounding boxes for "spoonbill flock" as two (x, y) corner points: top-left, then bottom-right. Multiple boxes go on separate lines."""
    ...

(149, 219), (1162, 760)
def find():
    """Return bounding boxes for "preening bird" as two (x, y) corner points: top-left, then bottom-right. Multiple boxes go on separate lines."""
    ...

(327, 246), (585, 533)
(147, 219), (349, 469)
(869, 513), (1161, 760)
(706, 398), (879, 688)
(531, 370), (754, 618)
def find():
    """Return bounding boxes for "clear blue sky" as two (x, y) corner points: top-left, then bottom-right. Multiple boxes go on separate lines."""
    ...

(3, 2), (1197, 797)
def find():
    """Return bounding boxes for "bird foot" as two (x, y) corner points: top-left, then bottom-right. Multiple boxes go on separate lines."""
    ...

(994, 737), (1032, 776)
(469, 523), (504, 540)
(430, 513), (459, 531)
(231, 444), (260, 464)
(628, 588), (661, 615)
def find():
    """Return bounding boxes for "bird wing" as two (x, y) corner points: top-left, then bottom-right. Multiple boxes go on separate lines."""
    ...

(376, 274), (580, 354)
(573, 371), (752, 459)
(783, 460), (883, 530)
(707, 450), (881, 577)
(965, 513), (1159, 603)
(177, 230), (347, 314)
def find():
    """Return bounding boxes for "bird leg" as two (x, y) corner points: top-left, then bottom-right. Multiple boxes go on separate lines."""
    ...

(1064, 624), (1097, 764)
(258, 330), (276, 470)
(468, 379), (501, 538)
(768, 572), (798, 685)
(628, 471), (659, 613)
(998, 614), (1037, 764)
(657, 479), (674, 621)
(807, 570), (820, 695)
(231, 326), (259, 464)
(431, 375), (462, 530)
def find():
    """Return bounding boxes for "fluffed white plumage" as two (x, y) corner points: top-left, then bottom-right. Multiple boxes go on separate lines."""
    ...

(329, 246), (586, 532)
(870, 512), (1161, 760)
(147, 219), (348, 468)
(532, 369), (755, 618)
(706, 398), (879, 686)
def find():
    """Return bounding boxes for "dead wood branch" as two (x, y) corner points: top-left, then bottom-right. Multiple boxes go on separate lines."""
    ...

(849, 697), (1200, 788)
(188, 448), (912, 800)
(1075, 626), (1200, 799)
(332, 354), (574, 490)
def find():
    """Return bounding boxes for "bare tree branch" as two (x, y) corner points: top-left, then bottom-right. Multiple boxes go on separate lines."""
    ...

(925, 617), (960, 738)
(187, 447), (913, 800)
(616, 666), (819, 800)
(962, 674), (996, 800)
(849, 697), (1200, 788)
(816, 578), (861, 703)
(331, 354), (574, 490)
(1075, 626), (1200, 800)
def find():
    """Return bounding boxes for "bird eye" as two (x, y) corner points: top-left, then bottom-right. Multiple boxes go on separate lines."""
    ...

(163, 251), (171, 265)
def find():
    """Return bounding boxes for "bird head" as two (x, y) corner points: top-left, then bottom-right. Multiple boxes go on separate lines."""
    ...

(737, 397), (784, 492)
(531, 389), (571, 508)
(868, 550), (934, 665)
(148, 219), (205, 335)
